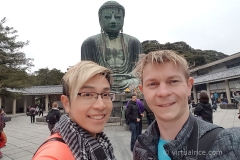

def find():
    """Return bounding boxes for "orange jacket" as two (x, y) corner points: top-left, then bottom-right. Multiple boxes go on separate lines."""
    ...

(32, 133), (75, 160)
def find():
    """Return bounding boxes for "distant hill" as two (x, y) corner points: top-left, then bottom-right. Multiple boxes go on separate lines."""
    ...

(142, 40), (228, 68)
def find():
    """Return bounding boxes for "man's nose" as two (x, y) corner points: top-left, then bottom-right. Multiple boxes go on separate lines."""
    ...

(92, 95), (106, 110)
(156, 83), (172, 97)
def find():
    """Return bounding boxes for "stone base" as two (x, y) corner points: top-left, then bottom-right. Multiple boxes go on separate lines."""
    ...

(220, 104), (237, 109)
(107, 117), (120, 123)
(36, 116), (47, 122)
(122, 123), (149, 131)
(121, 118), (149, 131)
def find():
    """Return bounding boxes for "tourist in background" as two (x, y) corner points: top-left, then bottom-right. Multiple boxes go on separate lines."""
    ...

(46, 102), (61, 132)
(214, 92), (219, 103)
(35, 105), (39, 115)
(126, 93), (142, 152)
(211, 94), (217, 111)
(29, 106), (36, 123)
(143, 99), (155, 126)
(126, 95), (145, 134)
(38, 104), (43, 116)
(232, 91), (240, 114)
(0, 108), (6, 158)
(194, 92), (213, 123)
(220, 93), (224, 102)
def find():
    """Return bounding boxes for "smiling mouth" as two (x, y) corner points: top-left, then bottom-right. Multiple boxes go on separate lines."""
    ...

(158, 102), (175, 107)
(88, 115), (105, 120)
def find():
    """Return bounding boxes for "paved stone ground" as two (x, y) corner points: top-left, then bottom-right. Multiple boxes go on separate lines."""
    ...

(1, 108), (240, 160)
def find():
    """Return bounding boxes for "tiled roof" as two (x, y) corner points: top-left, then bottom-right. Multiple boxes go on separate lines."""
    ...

(23, 85), (63, 95)
(193, 66), (240, 84)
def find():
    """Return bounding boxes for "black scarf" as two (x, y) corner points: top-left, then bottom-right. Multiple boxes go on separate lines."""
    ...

(51, 114), (116, 160)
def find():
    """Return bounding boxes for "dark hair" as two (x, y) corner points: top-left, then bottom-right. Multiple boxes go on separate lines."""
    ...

(131, 93), (137, 97)
(199, 92), (209, 103)
(188, 97), (192, 104)
(0, 108), (2, 113)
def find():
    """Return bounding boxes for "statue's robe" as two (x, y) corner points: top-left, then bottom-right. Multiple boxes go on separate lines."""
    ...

(81, 33), (142, 92)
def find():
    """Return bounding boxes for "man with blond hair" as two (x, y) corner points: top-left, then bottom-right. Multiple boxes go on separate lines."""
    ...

(133, 50), (240, 160)
(33, 61), (116, 160)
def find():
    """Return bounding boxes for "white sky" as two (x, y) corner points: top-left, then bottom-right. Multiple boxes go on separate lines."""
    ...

(1, 0), (240, 73)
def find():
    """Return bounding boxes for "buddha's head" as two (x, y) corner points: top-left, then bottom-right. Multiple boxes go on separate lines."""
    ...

(99, 1), (125, 38)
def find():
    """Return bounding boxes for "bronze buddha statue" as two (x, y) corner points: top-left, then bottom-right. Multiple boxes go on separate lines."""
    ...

(81, 1), (142, 92)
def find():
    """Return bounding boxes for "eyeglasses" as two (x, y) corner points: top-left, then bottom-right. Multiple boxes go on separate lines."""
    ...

(77, 92), (115, 103)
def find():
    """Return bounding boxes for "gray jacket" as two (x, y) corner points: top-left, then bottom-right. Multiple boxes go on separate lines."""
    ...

(133, 114), (240, 160)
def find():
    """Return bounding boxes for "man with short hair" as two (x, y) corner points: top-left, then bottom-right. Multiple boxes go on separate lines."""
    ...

(126, 93), (142, 152)
(126, 94), (144, 134)
(233, 91), (240, 114)
(38, 104), (44, 116)
(133, 50), (240, 159)
(214, 92), (219, 103)
(46, 102), (61, 131)
(143, 99), (155, 126)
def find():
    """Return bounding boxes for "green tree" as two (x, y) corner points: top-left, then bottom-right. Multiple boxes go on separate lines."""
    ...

(142, 40), (228, 67)
(0, 17), (34, 97)
(142, 40), (161, 54)
(33, 68), (64, 85)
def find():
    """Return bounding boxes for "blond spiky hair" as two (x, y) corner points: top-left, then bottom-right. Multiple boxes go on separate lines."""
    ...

(133, 50), (190, 83)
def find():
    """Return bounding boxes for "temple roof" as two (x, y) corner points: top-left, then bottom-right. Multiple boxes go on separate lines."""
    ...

(190, 52), (240, 73)
(193, 66), (240, 84)
(22, 85), (62, 95)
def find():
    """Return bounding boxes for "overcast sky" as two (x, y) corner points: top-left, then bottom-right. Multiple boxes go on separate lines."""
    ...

(1, 0), (240, 73)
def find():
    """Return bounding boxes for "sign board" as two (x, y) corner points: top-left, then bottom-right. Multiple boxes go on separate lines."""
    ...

(235, 84), (240, 89)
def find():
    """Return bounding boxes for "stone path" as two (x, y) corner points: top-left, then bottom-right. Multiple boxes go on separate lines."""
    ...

(1, 108), (240, 160)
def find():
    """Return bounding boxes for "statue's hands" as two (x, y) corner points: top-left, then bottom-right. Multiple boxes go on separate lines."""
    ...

(111, 73), (133, 79)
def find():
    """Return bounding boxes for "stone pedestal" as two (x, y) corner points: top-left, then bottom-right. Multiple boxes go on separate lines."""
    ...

(109, 92), (144, 125)
(36, 116), (47, 123)
(4, 116), (11, 122)
(220, 104), (237, 109)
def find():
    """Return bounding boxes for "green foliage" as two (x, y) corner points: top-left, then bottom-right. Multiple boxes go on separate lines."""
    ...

(32, 68), (64, 86)
(142, 40), (160, 53)
(0, 17), (34, 98)
(142, 40), (228, 68)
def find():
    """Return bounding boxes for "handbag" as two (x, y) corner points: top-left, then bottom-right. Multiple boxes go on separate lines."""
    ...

(0, 131), (7, 148)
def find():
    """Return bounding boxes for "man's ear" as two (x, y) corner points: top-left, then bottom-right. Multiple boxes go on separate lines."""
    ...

(188, 77), (194, 95)
(61, 95), (70, 113)
(138, 84), (143, 92)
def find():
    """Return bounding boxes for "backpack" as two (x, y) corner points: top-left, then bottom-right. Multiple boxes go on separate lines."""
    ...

(46, 110), (57, 124)
(124, 102), (130, 125)
(186, 119), (224, 160)
(0, 115), (5, 131)
(125, 111), (129, 125)
(30, 108), (35, 115)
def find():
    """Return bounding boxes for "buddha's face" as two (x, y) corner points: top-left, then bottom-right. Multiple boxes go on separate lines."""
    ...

(99, 8), (124, 34)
